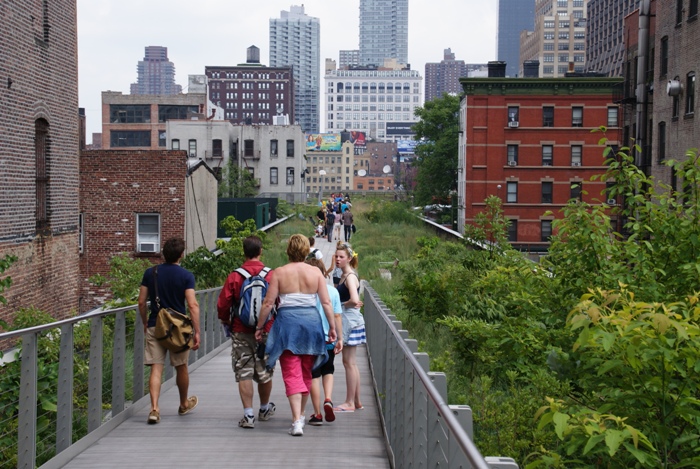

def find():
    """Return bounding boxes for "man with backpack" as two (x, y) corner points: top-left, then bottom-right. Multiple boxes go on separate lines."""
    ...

(217, 236), (276, 429)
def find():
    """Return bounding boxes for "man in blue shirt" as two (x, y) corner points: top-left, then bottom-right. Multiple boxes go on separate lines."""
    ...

(138, 238), (201, 424)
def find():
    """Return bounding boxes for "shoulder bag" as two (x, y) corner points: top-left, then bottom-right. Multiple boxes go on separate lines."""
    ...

(153, 266), (194, 353)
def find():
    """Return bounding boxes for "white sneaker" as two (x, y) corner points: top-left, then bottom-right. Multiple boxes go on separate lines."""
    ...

(300, 415), (306, 428)
(289, 419), (304, 436)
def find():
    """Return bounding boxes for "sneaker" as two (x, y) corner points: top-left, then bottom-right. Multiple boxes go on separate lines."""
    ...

(309, 414), (323, 426)
(289, 419), (304, 436)
(147, 409), (160, 424)
(324, 400), (335, 422)
(178, 396), (198, 415)
(239, 414), (255, 429)
(300, 415), (306, 428)
(258, 402), (276, 421)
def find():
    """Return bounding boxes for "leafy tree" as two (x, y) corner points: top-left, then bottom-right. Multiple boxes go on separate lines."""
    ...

(412, 93), (461, 205)
(218, 159), (257, 198)
(89, 253), (153, 307)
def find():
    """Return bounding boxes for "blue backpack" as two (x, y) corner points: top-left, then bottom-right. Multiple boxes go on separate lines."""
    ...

(234, 267), (272, 328)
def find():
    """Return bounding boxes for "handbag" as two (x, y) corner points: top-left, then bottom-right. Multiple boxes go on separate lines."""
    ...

(351, 224), (356, 233)
(152, 266), (194, 353)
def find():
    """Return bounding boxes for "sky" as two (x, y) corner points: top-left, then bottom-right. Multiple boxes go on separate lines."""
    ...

(77, 0), (498, 141)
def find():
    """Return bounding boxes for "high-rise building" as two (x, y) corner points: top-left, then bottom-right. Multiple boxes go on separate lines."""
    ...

(520, 0), (589, 78)
(586, 0), (638, 76)
(339, 50), (360, 69)
(269, 5), (321, 133)
(359, 0), (409, 67)
(130, 46), (182, 95)
(424, 48), (471, 102)
(497, 0), (536, 76)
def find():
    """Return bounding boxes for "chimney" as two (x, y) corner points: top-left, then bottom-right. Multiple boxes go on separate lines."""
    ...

(523, 60), (540, 78)
(487, 61), (507, 78)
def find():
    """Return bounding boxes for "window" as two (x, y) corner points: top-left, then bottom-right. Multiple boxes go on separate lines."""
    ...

(286, 167), (294, 185)
(109, 104), (150, 124)
(658, 121), (666, 162)
(691, 0), (699, 18)
(188, 139), (197, 158)
(507, 145), (519, 165)
(607, 107), (619, 127)
(270, 167), (278, 185)
(541, 220), (553, 242)
(508, 106), (519, 124)
(286, 140), (294, 157)
(158, 130), (166, 147)
(79, 213), (84, 253)
(542, 182), (553, 204)
(507, 219), (517, 242)
(136, 214), (160, 253)
(158, 105), (198, 123)
(212, 139), (222, 157)
(270, 139), (278, 157)
(686, 72), (695, 115)
(543, 107), (554, 126)
(171, 139), (180, 150)
(660, 37), (669, 76)
(572, 107), (583, 127)
(35, 119), (49, 230)
(677, 0), (684, 24)
(507, 182), (518, 203)
(244, 139), (254, 157)
(542, 145), (553, 165)
(559, 54), (569, 63)
(570, 182), (582, 201)
(111, 130), (151, 147)
(571, 145), (582, 165)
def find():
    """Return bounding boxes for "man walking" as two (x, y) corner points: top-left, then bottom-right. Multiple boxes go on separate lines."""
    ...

(342, 207), (354, 242)
(217, 236), (276, 428)
(138, 237), (201, 424)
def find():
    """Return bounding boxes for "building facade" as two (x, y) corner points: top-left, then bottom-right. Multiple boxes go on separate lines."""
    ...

(497, 0), (536, 77)
(586, 0), (638, 76)
(324, 68), (423, 142)
(269, 5), (320, 133)
(130, 46), (182, 95)
(0, 0), (80, 322)
(306, 140), (355, 194)
(424, 49), (470, 102)
(79, 150), (217, 309)
(520, 0), (589, 78)
(458, 76), (623, 251)
(206, 47), (295, 126)
(359, 0), (409, 67)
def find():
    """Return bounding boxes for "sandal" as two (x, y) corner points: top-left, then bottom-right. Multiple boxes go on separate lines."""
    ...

(178, 396), (198, 415)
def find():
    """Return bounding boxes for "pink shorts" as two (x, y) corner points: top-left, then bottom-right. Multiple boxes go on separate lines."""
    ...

(279, 350), (315, 396)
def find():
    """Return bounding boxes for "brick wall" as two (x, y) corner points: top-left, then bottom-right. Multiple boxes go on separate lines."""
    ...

(79, 150), (188, 310)
(0, 0), (80, 324)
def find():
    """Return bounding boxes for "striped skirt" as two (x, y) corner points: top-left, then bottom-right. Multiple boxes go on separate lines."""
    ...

(346, 325), (366, 346)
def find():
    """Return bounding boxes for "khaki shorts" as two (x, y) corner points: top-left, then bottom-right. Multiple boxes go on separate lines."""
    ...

(232, 332), (273, 383)
(144, 327), (190, 367)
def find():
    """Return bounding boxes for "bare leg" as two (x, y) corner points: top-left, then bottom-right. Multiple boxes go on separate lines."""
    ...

(337, 346), (359, 410)
(239, 379), (254, 408)
(311, 377), (322, 415)
(322, 373), (334, 402)
(258, 379), (273, 405)
(288, 393), (302, 422)
(300, 392), (309, 419)
(148, 364), (163, 412)
(175, 363), (189, 409)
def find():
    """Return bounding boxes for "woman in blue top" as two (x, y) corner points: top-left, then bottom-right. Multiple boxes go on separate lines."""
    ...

(334, 241), (365, 412)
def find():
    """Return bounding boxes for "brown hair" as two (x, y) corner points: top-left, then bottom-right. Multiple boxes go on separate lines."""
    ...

(287, 234), (310, 262)
(336, 241), (358, 269)
(305, 258), (329, 277)
(243, 236), (263, 259)
(163, 238), (185, 263)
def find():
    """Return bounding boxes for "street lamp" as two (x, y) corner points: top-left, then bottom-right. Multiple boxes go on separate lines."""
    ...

(318, 169), (327, 204)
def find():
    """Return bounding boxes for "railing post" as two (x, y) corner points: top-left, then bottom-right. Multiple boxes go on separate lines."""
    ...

(449, 405), (474, 468)
(133, 311), (145, 400)
(427, 372), (448, 468)
(88, 316), (104, 432)
(413, 367), (428, 469)
(17, 333), (37, 469)
(57, 324), (74, 454)
(112, 311), (126, 415)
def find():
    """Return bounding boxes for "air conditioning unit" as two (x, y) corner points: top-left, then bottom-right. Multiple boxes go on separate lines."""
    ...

(139, 243), (157, 253)
(543, 162), (552, 166)
(189, 151), (197, 158)
(508, 161), (517, 166)
(607, 198), (617, 206)
(572, 162), (581, 166)
(508, 121), (520, 128)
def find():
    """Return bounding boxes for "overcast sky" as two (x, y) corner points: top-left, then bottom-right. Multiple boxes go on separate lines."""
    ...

(77, 0), (498, 141)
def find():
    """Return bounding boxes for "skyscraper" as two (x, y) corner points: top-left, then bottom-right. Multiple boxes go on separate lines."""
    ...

(586, 0), (638, 76)
(269, 5), (320, 133)
(130, 46), (182, 95)
(424, 48), (471, 102)
(497, 0), (535, 76)
(359, 0), (409, 67)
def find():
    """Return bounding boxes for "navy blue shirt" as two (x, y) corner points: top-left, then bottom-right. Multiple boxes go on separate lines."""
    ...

(141, 263), (196, 327)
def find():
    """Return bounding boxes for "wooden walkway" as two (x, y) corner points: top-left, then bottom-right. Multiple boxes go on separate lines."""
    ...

(60, 230), (390, 468)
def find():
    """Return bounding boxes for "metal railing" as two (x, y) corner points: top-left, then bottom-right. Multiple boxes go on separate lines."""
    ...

(363, 284), (519, 469)
(0, 287), (225, 469)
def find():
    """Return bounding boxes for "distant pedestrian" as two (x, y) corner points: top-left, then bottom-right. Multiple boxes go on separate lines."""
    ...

(341, 208), (354, 242)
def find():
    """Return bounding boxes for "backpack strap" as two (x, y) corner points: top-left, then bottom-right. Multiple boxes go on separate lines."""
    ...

(235, 267), (251, 280)
(259, 267), (271, 279)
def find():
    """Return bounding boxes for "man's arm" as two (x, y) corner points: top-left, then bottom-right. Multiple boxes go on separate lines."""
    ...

(185, 288), (201, 350)
(217, 274), (236, 324)
(137, 286), (149, 332)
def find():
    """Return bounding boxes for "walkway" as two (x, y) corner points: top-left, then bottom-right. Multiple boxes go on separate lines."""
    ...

(60, 231), (387, 468)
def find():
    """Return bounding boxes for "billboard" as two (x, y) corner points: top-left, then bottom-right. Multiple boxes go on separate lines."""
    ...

(386, 122), (416, 136)
(397, 139), (419, 154)
(341, 131), (366, 155)
(306, 133), (341, 152)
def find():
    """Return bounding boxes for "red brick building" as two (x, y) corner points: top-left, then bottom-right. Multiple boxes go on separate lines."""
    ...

(79, 150), (217, 310)
(0, 0), (80, 323)
(458, 75), (623, 252)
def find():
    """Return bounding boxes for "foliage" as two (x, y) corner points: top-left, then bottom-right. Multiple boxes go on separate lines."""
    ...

(89, 253), (153, 307)
(412, 93), (461, 205)
(0, 254), (17, 330)
(217, 159), (258, 198)
(276, 199), (292, 218)
(462, 195), (512, 258)
(364, 198), (418, 225)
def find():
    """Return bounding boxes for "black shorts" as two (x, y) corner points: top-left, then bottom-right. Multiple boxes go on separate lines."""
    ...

(312, 349), (336, 378)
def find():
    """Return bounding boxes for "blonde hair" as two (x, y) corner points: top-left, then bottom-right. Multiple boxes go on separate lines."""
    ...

(305, 258), (329, 277)
(287, 234), (310, 262)
(336, 241), (358, 269)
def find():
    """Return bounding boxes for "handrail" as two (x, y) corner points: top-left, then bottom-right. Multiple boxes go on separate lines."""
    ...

(0, 287), (225, 469)
(364, 283), (518, 469)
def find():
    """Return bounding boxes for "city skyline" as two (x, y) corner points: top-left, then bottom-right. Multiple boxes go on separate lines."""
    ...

(77, 0), (497, 141)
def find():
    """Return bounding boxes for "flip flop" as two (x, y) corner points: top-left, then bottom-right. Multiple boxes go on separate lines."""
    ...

(355, 406), (364, 410)
(333, 406), (355, 412)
